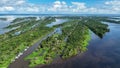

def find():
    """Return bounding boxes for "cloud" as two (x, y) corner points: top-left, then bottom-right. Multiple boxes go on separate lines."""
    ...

(71, 2), (89, 13)
(19, 7), (39, 12)
(0, 0), (25, 6)
(105, 0), (120, 12)
(71, 2), (86, 9)
(47, 1), (119, 14)
(15, 0), (25, 5)
(0, 0), (40, 13)
(0, 0), (120, 14)
(105, 0), (120, 6)
(48, 1), (68, 12)
(0, 6), (15, 11)
(48, 1), (89, 13)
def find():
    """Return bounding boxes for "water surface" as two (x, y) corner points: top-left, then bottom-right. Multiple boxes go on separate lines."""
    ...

(46, 19), (67, 27)
(1, 15), (120, 68)
(36, 22), (120, 68)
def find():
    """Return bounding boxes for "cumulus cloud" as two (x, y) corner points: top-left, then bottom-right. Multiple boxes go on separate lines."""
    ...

(71, 2), (86, 9)
(15, 0), (25, 5)
(0, 6), (15, 11)
(48, 1), (68, 12)
(105, 0), (120, 12)
(47, 1), (100, 14)
(0, 0), (40, 13)
(47, 1), (120, 14)
(0, 0), (120, 14)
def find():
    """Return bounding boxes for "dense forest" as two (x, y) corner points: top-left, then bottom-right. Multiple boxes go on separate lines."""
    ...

(0, 16), (109, 68)
(25, 17), (109, 67)
(0, 17), (56, 67)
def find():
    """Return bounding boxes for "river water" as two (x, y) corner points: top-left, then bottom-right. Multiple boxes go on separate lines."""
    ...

(0, 19), (11, 34)
(1, 16), (120, 68)
(36, 22), (120, 68)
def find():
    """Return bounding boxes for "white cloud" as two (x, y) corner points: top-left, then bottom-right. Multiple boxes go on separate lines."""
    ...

(71, 2), (86, 9)
(0, 0), (8, 4)
(0, 0), (120, 14)
(4, 6), (15, 11)
(105, 0), (120, 12)
(15, 0), (25, 5)
(46, 0), (120, 14)
(0, 0), (40, 13)
(105, 0), (120, 6)
(54, 1), (62, 9)
(48, 1), (68, 12)
(70, 2), (87, 12)
(26, 7), (39, 12)
(47, 1), (108, 14)
(62, 1), (66, 5)
(0, 6), (15, 11)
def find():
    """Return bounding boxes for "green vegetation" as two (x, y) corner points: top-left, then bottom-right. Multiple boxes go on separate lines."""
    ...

(25, 17), (109, 67)
(10, 17), (36, 23)
(82, 18), (109, 38)
(0, 17), (56, 68)
(97, 17), (120, 24)
(25, 20), (91, 67)
(103, 19), (120, 24)
(0, 16), (110, 68)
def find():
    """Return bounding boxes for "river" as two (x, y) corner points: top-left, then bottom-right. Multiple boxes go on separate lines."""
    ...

(1, 16), (120, 68)
(35, 22), (120, 68)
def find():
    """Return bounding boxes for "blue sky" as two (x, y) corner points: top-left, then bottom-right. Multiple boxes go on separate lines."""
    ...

(0, 0), (120, 14)
(28, 0), (106, 7)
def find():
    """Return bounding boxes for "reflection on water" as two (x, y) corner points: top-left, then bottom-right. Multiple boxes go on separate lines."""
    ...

(109, 19), (120, 22)
(0, 16), (42, 34)
(46, 19), (67, 27)
(0, 16), (16, 34)
(0, 20), (10, 34)
(55, 27), (62, 34)
(37, 22), (120, 68)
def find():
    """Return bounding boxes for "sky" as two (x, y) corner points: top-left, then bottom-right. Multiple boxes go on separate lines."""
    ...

(0, 0), (120, 14)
